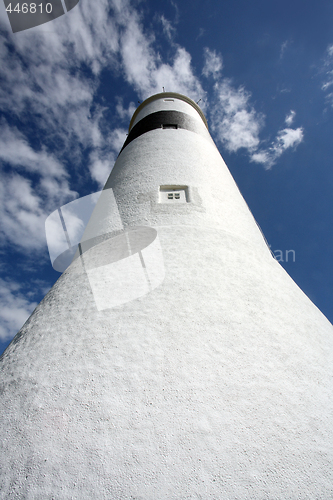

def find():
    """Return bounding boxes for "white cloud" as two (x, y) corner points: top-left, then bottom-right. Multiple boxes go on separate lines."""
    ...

(119, 16), (204, 101)
(0, 117), (77, 253)
(88, 128), (126, 187)
(251, 127), (304, 169)
(0, 278), (38, 341)
(0, 0), (122, 164)
(0, 122), (77, 251)
(196, 28), (205, 40)
(0, 173), (71, 251)
(120, 14), (156, 92)
(277, 127), (303, 149)
(209, 78), (303, 167)
(109, 128), (128, 153)
(321, 80), (333, 91)
(202, 48), (223, 79)
(285, 110), (296, 126)
(250, 151), (270, 165)
(321, 44), (333, 106)
(89, 157), (115, 188)
(0, 121), (67, 178)
(116, 98), (137, 121)
(210, 80), (264, 152)
(280, 40), (291, 59)
(158, 14), (176, 41)
(147, 47), (204, 99)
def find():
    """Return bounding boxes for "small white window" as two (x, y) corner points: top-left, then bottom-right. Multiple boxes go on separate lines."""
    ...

(159, 186), (188, 203)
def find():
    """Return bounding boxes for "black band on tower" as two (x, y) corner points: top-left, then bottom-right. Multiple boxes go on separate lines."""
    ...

(119, 110), (210, 155)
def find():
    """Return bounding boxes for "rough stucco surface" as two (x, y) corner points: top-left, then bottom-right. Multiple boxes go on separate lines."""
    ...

(1, 96), (333, 499)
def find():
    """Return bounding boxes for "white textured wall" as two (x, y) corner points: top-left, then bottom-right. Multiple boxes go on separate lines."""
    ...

(1, 94), (333, 500)
(104, 127), (269, 255)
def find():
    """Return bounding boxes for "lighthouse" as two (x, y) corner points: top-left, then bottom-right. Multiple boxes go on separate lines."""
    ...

(1, 92), (333, 499)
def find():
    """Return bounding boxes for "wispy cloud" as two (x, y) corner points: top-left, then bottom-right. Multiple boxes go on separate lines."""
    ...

(115, 98), (137, 121)
(0, 121), (77, 251)
(321, 44), (333, 105)
(88, 128), (127, 188)
(285, 110), (296, 126)
(120, 32), (204, 100)
(157, 14), (177, 41)
(196, 28), (205, 41)
(202, 47), (223, 79)
(0, 121), (67, 178)
(208, 81), (303, 168)
(280, 40), (291, 60)
(251, 126), (304, 169)
(209, 80), (264, 152)
(0, 171), (75, 251)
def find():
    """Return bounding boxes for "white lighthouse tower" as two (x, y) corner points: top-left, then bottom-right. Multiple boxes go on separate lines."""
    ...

(1, 93), (333, 499)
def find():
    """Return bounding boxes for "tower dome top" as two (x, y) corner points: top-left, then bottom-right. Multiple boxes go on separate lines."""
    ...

(129, 92), (208, 132)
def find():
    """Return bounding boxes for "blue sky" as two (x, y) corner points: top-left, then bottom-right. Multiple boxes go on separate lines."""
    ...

(0, 0), (332, 355)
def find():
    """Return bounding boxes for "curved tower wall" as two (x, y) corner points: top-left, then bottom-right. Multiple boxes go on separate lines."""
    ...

(1, 92), (333, 500)
(103, 93), (270, 256)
